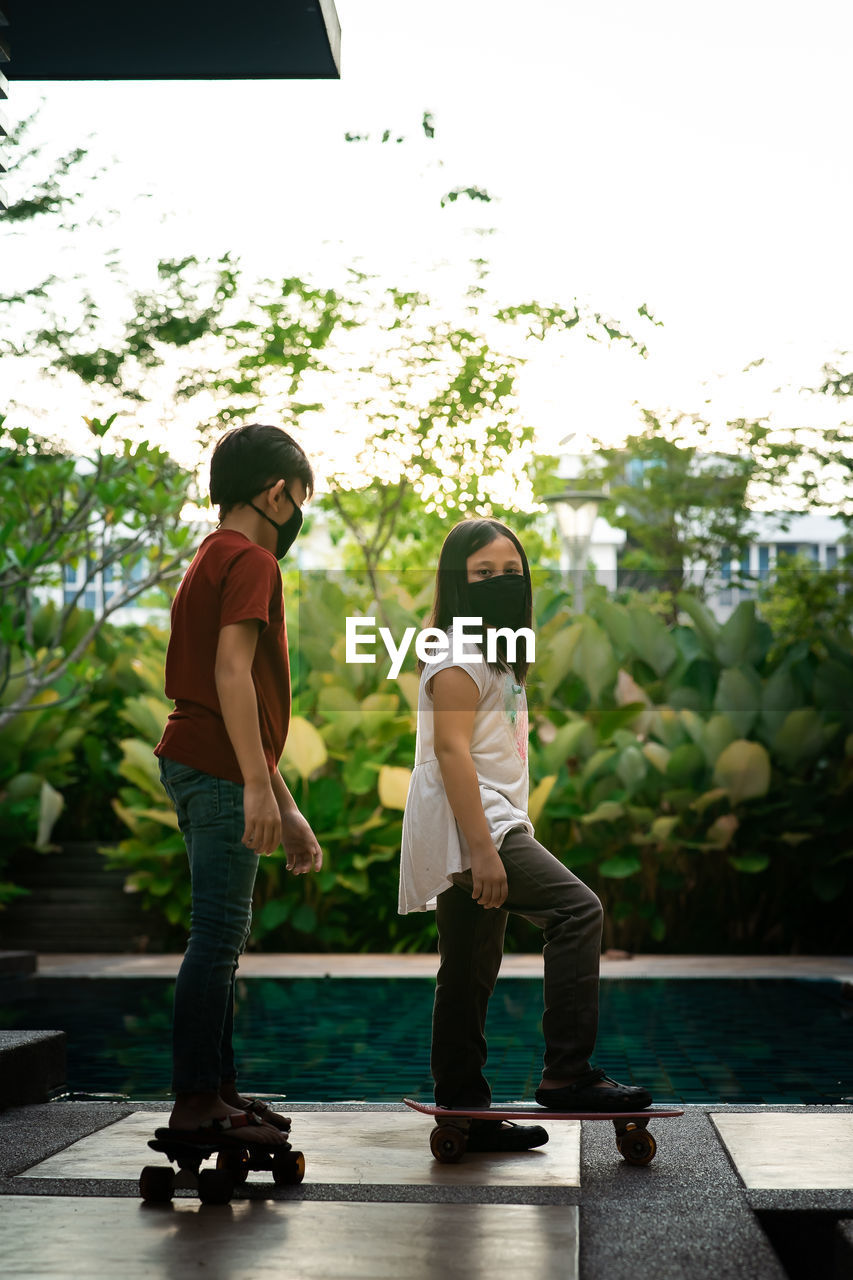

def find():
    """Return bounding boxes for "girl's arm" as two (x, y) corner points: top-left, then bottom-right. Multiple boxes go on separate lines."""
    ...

(215, 620), (281, 855)
(430, 667), (508, 909)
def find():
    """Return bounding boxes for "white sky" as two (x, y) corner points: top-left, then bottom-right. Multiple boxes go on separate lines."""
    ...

(3, 0), (853, 476)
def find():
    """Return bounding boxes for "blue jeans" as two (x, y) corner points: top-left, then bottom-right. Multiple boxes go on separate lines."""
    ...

(159, 755), (260, 1094)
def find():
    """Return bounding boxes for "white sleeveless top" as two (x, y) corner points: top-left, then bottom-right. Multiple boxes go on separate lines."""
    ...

(398, 624), (534, 913)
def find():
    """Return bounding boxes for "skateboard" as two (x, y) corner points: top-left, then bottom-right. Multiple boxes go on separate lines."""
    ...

(139, 1127), (306, 1204)
(403, 1097), (683, 1166)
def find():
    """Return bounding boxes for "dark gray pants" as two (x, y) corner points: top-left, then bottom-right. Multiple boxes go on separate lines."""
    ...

(431, 826), (604, 1108)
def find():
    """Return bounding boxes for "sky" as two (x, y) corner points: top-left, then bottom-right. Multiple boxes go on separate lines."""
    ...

(3, 0), (853, 479)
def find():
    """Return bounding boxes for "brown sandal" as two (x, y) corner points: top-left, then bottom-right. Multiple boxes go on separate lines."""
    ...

(243, 1098), (292, 1131)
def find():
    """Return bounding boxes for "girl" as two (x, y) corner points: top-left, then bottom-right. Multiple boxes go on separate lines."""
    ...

(399, 518), (652, 1151)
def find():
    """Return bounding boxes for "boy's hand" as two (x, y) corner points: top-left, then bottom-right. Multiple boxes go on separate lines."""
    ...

(470, 843), (508, 909)
(280, 808), (324, 874)
(242, 781), (282, 856)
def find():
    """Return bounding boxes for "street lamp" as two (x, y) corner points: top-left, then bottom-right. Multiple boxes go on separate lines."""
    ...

(542, 488), (607, 612)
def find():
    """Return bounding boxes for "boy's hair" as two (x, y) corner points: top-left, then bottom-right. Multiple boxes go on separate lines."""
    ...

(209, 424), (315, 518)
(419, 518), (533, 685)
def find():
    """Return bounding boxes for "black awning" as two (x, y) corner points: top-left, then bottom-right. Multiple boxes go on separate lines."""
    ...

(1, 0), (341, 80)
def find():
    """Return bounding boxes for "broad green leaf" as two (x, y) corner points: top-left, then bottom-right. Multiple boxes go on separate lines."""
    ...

(616, 745), (647, 790)
(713, 739), (771, 805)
(539, 622), (583, 700)
(772, 708), (825, 770)
(760, 666), (801, 739)
(627, 605), (678, 676)
(714, 667), (761, 737)
(666, 742), (706, 784)
(581, 747), (619, 784)
(715, 600), (758, 667)
(676, 592), (719, 653)
(728, 854), (769, 873)
(598, 855), (642, 878)
(580, 800), (625, 824)
(650, 816), (679, 841)
(361, 692), (400, 735)
(596, 600), (634, 652)
(542, 719), (595, 771)
(703, 714), (738, 766)
(571, 618), (617, 703)
(651, 706), (687, 749)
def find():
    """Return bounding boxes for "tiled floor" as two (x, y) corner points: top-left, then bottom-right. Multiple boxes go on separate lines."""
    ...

(0, 1197), (579, 1280)
(23, 1110), (582, 1188)
(712, 1112), (853, 1190)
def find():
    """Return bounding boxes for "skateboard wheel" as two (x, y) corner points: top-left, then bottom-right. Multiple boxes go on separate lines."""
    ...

(139, 1165), (175, 1203)
(619, 1129), (656, 1166)
(272, 1149), (306, 1185)
(430, 1125), (466, 1163)
(197, 1168), (235, 1204)
(216, 1147), (251, 1184)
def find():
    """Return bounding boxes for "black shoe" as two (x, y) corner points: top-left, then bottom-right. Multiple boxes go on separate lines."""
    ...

(535, 1068), (653, 1112)
(466, 1119), (549, 1152)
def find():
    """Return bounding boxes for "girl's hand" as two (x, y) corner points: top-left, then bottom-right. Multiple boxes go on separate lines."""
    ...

(280, 808), (324, 874)
(470, 844), (508, 909)
(243, 780), (282, 855)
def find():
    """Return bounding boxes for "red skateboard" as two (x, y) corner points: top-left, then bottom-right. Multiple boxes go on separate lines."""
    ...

(403, 1097), (683, 1166)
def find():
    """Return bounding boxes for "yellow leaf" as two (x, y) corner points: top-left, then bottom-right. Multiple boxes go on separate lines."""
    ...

(281, 716), (328, 780)
(395, 672), (421, 712)
(642, 743), (670, 773)
(528, 774), (557, 826)
(706, 813), (739, 847)
(712, 739), (771, 805)
(377, 765), (411, 810)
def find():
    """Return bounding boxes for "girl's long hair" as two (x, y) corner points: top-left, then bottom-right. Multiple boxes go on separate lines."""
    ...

(417, 518), (533, 685)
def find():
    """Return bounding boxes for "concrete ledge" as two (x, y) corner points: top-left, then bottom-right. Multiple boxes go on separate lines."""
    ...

(834, 1220), (853, 1280)
(32, 953), (853, 980)
(0, 952), (36, 978)
(0, 1032), (66, 1109)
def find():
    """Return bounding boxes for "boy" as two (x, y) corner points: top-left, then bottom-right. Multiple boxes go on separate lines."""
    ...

(154, 423), (322, 1143)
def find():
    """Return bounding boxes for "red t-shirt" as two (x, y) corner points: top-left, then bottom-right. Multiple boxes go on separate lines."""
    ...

(154, 529), (290, 784)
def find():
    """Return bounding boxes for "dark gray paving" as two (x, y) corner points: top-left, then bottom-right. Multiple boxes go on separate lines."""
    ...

(579, 1110), (786, 1280)
(4, 1100), (853, 1278)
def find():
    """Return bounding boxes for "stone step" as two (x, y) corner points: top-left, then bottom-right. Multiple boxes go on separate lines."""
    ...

(0, 1030), (66, 1107)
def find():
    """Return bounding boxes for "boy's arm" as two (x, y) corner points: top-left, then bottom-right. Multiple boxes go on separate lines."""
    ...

(270, 769), (323, 874)
(430, 667), (507, 909)
(215, 620), (281, 855)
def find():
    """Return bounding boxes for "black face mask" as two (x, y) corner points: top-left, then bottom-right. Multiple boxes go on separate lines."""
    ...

(249, 490), (303, 560)
(468, 573), (528, 631)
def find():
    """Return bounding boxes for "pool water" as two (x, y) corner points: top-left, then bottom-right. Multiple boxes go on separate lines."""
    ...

(1, 977), (850, 1104)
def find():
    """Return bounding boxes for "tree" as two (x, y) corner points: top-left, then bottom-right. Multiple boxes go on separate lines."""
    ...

(581, 411), (846, 620)
(0, 415), (194, 734)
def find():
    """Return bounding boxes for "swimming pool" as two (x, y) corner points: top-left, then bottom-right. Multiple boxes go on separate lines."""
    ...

(1, 977), (850, 1104)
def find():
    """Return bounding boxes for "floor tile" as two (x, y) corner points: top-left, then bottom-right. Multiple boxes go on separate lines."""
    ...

(712, 1112), (853, 1189)
(0, 1196), (579, 1279)
(22, 1110), (581, 1188)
